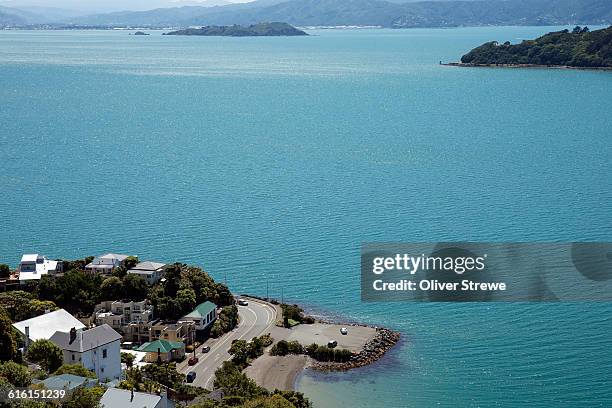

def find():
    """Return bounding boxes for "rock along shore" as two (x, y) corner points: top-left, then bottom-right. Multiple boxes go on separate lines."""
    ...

(311, 327), (400, 372)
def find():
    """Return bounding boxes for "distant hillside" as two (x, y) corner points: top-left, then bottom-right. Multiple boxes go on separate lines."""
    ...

(164, 22), (308, 36)
(460, 25), (612, 68)
(6, 0), (612, 28)
(0, 5), (42, 25)
(184, 0), (612, 28)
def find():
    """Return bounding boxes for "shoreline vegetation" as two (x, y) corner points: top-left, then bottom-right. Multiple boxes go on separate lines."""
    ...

(447, 25), (612, 70)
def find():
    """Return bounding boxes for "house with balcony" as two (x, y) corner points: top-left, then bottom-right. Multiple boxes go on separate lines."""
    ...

(148, 320), (195, 345)
(94, 300), (154, 328)
(18, 254), (63, 283)
(50, 325), (122, 382)
(94, 300), (154, 344)
(127, 261), (166, 285)
(85, 254), (131, 275)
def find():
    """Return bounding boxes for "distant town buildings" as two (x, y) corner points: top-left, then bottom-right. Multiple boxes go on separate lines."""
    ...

(85, 254), (131, 275)
(50, 324), (122, 381)
(127, 261), (167, 285)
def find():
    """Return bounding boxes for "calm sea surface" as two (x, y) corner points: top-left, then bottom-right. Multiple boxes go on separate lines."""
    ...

(1, 27), (611, 407)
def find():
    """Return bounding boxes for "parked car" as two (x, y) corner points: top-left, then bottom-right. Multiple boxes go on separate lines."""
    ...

(188, 356), (199, 365)
(327, 340), (338, 348)
(340, 327), (348, 335)
(186, 371), (197, 383)
(238, 299), (249, 306)
(201, 345), (211, 353)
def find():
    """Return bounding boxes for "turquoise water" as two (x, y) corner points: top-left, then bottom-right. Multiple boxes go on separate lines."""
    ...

(1, 27), (611, 407)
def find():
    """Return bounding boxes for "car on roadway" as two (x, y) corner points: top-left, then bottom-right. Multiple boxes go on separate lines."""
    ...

(340, 327), (348, 335)
(237, 299), (249, 306)
(201, 345), (211, 353)
(188, 356), (199, 365)
(186, 371), (197, 383)
(327, 340), (338, 348)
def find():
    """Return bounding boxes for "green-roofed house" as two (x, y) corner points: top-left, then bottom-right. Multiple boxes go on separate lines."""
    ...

(181, 301), (217, 332)
(136, 339), (185, 363)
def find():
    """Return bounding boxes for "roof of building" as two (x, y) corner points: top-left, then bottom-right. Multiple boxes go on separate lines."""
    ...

(129, 261), (166, 273)
(12, 309), (85, 341)
(40, 374), (96, 391)
(183, 301), (216, 319)
(100, 388), (161, 408)
(86, 254), (130, 268)
(136, 339), (184, 353)
(21, 254), (42, 263)
(50, 324), (121, 352)
(18, 259), (60, 282)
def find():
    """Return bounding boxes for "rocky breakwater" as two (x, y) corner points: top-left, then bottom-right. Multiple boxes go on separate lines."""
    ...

(312, 327), (400, 372)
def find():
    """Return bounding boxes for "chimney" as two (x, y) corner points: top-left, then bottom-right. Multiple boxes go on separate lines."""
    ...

(69, 327), (77, 344)
(24, 326), (30, 351)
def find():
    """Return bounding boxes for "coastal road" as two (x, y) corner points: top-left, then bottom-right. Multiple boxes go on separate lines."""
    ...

(178, 299), (277, 390)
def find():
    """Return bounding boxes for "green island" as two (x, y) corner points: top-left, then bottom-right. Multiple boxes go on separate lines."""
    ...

(451, 25), (612, 69)
(164, 22), (308, 37)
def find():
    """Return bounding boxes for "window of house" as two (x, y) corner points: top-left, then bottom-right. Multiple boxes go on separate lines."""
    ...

(102, 349), (107, 358)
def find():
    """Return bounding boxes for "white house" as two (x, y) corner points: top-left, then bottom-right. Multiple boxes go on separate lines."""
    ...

(50, 324), (122, 382)
(100, 388), (173, 408)
(127, 261), (166, 285)
(13, 309), (85, 344)
(18, 254), (63, 283)
(181, 301), (217, 331)
(85, 254), (130, 275)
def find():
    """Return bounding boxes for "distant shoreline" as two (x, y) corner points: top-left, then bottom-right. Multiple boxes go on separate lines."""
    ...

(443, 62), (612, 72)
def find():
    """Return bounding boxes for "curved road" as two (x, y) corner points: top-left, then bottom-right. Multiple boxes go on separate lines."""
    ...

(178, 299), (277, 389)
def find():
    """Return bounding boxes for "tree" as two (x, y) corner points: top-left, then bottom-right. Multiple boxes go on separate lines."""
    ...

(122, 274), (147, 300)
(163, 264), (182, 298)
(100, 277), (124, 300)
(123, 256), (139, 270)
(121, 352), (135, 369)
(0, 307), (17, 361)
(229, 340), (250, 366)
(62, 385), (105, 408)
(175, 288), (196, 319)
(242, 395), (295, 408)
(141, 362), (183, 388)
(25, 340), (63, 372)
(53, 364), (96, 378)
(0, 361), (32, 387)
(0, 264), (10, 279)
(17, 300), (58, 321)
(213, 361), (264, 400)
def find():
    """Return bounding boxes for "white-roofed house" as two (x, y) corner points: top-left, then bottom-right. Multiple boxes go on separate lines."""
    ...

(100, 388), (173, 408)
(127, 261), (167, 285)
(50, 324), (122, 382)
(12, 309), (85, 345)
(85, 253), (130, 276)
(18, 254), (63, 283)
